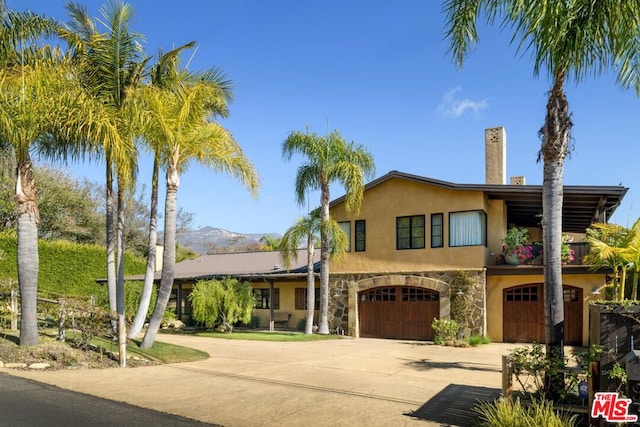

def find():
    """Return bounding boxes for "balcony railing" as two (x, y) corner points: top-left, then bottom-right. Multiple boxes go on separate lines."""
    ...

(566, 242), (590, 266)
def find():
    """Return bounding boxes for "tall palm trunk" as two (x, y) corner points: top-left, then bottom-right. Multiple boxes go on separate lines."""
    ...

(541, 72), (570, 398)
(305, 236), (315, 335)
(128, 155), (159, 339)
(105, 160), (117, 329)
(15, 155), (38, 346)
(318, 181), (331, 335)
(116, 174), (127, 367)
(140, 162), (178, 349)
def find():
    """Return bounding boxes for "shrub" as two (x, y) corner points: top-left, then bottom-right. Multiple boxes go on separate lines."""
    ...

(160, 308), (180, 329)
(474, 398), (577, 427)
(60, 298), (115, 350)
(0, 234), (146, 298)
(250, 315), (260, 328)
(509, 343), (600, 403)
(432, 318), (460, 345)
(296, 317), (306, 331)
(466, 335), (491, 347)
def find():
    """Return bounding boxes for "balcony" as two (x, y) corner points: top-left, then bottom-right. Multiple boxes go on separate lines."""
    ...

(566, 242), (590, 266)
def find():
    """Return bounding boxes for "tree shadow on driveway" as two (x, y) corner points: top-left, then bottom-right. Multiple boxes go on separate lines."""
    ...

(404, 383), (500, 426)
(401, 358), (502, 373)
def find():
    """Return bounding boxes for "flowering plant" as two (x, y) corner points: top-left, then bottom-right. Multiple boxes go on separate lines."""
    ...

(561, 235), (576, 264)
(501, 227), (538, 264)
(537, 235), (576, 264)
(502, 243), (537, 264)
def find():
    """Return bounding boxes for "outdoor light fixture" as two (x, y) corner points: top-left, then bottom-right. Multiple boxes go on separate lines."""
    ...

(591, 286), (601, 295)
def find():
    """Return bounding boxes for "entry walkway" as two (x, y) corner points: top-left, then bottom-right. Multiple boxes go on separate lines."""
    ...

(6, 335), (514, 426)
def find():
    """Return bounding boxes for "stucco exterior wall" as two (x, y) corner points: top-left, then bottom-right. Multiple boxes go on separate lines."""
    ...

(252, 281), (317, 328)
(330, 178), (500, 273)
(486, 272), (606, 346)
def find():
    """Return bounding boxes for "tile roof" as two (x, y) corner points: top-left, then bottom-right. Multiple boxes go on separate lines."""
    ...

(123, 249), (320, 282)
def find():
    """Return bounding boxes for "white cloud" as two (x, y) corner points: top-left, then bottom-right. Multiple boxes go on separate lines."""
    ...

(436, 87), (489, 118)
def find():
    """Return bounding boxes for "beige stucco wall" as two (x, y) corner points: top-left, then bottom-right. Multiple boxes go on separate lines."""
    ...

(486, 272), (606, 346)
(330, 177), (506, 273)
(252, 281), (318, 328)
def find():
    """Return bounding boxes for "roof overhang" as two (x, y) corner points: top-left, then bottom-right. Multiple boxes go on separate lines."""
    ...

(331, 171), (628, 233)
(484, 185), (627, 233)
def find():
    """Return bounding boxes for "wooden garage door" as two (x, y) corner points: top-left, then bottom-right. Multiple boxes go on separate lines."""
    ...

(503, 285), (544, 343)
(359, 286), (439, 340)
(563, 286), (583, 345)
(503, 284), (583, 345)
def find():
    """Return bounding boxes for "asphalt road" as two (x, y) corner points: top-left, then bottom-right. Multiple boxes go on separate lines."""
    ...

(0, 373), (219, 427)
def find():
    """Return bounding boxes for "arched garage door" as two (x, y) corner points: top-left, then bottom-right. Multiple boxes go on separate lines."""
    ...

(358, 286), (439, 340)
(503, 284), (583, 345)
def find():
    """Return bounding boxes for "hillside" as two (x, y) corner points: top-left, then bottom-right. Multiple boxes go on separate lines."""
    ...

(174, 226), (281, 255)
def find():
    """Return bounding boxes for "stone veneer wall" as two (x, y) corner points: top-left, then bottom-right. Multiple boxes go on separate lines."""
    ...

(328, 270), (486, 338)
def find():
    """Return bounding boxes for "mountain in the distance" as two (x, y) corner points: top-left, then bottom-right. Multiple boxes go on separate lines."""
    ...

(174, 226), (281, 255)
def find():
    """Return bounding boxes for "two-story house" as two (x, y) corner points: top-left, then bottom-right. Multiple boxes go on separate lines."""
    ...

(159, 127), (626, 346)
(328, 127), (627, 346)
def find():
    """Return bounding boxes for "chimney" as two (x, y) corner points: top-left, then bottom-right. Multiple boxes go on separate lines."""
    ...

(485, 127), (506, 185)
(510, 176), (526, 186)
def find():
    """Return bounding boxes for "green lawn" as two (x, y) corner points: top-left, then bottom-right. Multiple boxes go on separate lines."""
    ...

(92, 336), (209, 364)
(196, 330), (344, 342)
(0, 330), (209, 366)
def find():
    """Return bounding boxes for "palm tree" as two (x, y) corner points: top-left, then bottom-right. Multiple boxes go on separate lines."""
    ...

(139, 78), (258, 349)
(279, 212), (348, 334)
(627, 219), (640, 301)
(585, 223), (633, 300)
(444, 1), (640, 390)
(0, 1), (115, 346)
(259, 235), (282, 251)
(282, 130), (374, 334)
(127, 43), (196, 340)
(61, 0), (147, 364)
(0, 59), (121, 348)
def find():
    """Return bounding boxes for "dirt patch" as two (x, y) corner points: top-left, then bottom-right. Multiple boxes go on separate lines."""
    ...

(0, 338), (156, 369)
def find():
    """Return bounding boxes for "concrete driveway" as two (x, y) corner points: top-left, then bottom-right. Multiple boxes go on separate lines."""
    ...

(6, 335), (515, 426)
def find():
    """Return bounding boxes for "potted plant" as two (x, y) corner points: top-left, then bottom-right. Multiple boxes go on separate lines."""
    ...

(502, 227), (537, 265)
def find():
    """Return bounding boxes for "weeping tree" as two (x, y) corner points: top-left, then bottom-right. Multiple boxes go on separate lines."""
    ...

(444, 0), (640, 399)
(188, 278), (254, 332)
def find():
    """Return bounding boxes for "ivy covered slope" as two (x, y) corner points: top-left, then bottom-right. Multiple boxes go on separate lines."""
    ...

(0, 234), (146, 297)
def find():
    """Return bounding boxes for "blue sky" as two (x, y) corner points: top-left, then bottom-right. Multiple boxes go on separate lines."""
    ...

(17, 1), (640, 235)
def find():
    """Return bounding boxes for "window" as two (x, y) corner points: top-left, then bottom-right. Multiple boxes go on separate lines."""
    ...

(505, 286), (538, 302)
(402, 287), (439, 301)
(396, 215), (425, 249)
(431, 213), (443, 248)
(360, 287), (396, 301)
(338, 221), (351, 252)
(355, 220), (366, 252)
(295, 288), (320, 310)
(449, 210), (486, 247)
(253, 288), (279, 309)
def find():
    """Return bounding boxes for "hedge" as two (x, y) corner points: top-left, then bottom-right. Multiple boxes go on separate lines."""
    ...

(0, 234), (146, 298)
